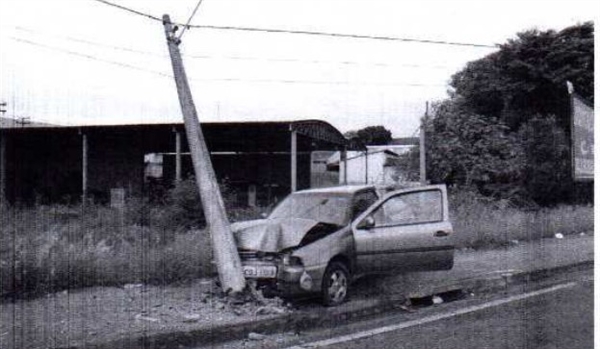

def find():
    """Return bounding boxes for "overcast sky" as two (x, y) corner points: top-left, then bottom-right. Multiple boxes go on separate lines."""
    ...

(0, 0), (596, 137)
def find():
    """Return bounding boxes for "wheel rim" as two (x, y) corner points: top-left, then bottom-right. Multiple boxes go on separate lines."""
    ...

(327, 270), (347, 303)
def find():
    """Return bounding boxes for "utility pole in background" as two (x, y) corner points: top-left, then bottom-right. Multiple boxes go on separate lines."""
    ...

(162, 14), (245, 294)
(420, 101), (428, 185)
(0, 102), (6, 207)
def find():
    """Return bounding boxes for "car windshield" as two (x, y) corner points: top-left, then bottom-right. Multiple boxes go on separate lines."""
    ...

(268, 193), (351, 226)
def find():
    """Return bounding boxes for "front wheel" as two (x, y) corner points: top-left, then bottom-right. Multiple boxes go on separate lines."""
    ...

(321, 261), (350, 306)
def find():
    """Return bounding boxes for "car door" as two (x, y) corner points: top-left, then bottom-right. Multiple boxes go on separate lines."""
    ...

(351, 185), (454, 274)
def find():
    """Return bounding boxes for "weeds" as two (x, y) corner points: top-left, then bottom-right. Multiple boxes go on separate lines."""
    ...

(0, 187), (593, 299)
(449, 189), (593, 248)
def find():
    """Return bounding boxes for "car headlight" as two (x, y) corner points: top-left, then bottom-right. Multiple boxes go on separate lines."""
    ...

(282, 254), (303, 266)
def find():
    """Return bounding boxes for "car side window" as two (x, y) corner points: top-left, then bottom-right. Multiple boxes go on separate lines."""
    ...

(351, 191), (379, 220)
(371, 190), (442, 226)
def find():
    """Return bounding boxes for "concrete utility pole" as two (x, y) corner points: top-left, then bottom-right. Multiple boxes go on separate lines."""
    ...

(420, 102), (428, 185)
(162, 15), (245, 294)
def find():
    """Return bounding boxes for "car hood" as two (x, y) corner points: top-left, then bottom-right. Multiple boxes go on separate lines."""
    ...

(231, 218), (320, 253)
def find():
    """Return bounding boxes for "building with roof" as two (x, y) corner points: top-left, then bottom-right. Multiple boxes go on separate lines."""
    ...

(0, 120), (350, 206)
(325, 144), (417, 185)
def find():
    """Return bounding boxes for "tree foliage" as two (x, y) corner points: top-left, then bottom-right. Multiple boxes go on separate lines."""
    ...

(450, 22), (594, 131)
(345, 125), (392, 146)
(425, 100), (525, 198)
(517, 115), (572, 205)
(424, 22), (594, 206)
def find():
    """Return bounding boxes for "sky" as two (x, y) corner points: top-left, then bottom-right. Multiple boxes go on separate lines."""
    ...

(0, 0), (596, 137)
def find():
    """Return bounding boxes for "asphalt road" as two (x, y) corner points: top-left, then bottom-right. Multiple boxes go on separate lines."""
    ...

(204, 269), (593, 349)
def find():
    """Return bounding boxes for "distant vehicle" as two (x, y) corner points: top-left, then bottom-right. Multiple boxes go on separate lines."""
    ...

(232, 184), (454, 306)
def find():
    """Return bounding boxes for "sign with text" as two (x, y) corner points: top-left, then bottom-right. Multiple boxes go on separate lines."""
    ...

(571, 94), (594, 180)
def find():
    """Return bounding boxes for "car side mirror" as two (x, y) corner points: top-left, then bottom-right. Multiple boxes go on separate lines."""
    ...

(358, 215), (375, 230)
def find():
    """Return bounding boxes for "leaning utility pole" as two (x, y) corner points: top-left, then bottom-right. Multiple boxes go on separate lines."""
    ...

(162, 14), (245, 294)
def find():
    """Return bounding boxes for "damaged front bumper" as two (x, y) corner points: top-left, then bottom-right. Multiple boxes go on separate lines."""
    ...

(239, 251), (320, 297)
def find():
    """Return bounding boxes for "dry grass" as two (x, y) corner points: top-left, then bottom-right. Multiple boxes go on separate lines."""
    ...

(0, 204), (215, 299)
(450, 191), (594, 248)
(1, 189), (593, 298)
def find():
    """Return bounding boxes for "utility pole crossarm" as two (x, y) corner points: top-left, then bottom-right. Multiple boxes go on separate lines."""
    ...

(162, 14), (245, 294)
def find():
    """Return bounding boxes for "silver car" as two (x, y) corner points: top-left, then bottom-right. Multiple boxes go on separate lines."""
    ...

(232, 184), (454, 306)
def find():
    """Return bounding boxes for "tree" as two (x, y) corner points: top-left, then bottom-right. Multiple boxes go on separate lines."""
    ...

(345, 126), (392, 146)
(517, 115), (572, 205)
(425, 100), (525, 198)
(450, 22), (594, 131)
(441, 22), (594, 205)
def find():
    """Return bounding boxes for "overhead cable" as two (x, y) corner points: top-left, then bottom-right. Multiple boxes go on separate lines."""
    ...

(89, 0), (498, 48)
(13, 26), (455, 69)
(11, 36), (447, 87)
(178, 0), (205, 40)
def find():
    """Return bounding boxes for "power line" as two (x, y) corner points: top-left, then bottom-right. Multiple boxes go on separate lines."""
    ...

(178, 0), (205, 41)
(11, 36), (449, 88)
(189, 25), (498, 48)
(14, 26), (167, 58)
(89, 0), (498, 48)
(12, 26), (457, 70)
(89, 0), (162, 21)
(10, 37), (172, 78)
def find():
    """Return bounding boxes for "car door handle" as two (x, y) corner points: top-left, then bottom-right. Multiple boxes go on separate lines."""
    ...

(434, 230), (450, 237)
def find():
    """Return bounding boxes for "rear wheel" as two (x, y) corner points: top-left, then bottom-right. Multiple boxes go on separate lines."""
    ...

(321, 261), (350, 306)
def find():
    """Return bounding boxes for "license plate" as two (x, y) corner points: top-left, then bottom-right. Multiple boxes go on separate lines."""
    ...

(243, 265), (277, 278)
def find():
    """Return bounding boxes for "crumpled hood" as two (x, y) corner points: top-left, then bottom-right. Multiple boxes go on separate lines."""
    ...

(231, 218), (320, 253)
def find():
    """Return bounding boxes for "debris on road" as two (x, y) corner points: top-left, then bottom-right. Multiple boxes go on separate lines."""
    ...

(182, 314), (202, 323)
(555, 233), (564, 239)
(134, 314), (160, 323)
(432, 296), (444, 305)
(248, 332), (268, 341)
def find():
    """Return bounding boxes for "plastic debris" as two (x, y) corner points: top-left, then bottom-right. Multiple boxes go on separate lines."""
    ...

(432, 296), (444, 305)
(182, 314), (201, 323)
(255, 305), (286, 316)
(248, 332), (267, 340)
(555, 233), (564, 239)
(124, 283), (143, 289)
(135, 314), (159, 323)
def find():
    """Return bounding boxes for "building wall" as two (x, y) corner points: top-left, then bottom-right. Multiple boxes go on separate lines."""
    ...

(339, 152), (388, 185)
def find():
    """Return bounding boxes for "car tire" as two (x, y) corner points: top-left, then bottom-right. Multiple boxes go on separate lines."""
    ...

(321, 261), (350, 306)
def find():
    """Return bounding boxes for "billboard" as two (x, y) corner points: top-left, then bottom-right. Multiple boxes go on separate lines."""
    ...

(571, 93), (594, 181)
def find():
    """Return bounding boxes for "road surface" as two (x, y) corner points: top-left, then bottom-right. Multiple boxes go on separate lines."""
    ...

(203, 268), (593, 349)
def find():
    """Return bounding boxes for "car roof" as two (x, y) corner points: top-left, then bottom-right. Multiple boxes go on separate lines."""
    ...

(294, 185), (375, 195)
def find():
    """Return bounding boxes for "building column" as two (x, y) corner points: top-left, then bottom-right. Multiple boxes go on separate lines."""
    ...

(0, 133), (6, 206)
(82, 132), (88, 202)
(290, 129), (297, 192)
(365, 150), (369, 184)
(341, 147), (347, 185)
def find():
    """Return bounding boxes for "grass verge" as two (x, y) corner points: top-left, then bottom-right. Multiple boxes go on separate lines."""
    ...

(0, 189), (593, 298)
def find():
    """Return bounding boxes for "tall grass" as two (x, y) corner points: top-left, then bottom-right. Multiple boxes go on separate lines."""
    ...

(1, 187), (593, 298)
(450, 190), (594, 248)
(0, 203), (217, 298)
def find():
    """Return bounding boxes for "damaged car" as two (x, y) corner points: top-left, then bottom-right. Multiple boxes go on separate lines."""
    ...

(231, 184), (454, 306)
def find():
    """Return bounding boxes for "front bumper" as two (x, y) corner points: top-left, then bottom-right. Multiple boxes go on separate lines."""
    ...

(241, 260), (322, 297)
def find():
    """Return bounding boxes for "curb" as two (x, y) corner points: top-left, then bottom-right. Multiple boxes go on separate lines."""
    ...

(68, 260), (594, 349)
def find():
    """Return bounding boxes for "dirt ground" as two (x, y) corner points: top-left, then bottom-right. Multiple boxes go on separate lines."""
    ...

(0, 278), (289, 349)
(0, 233), (593, 349)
